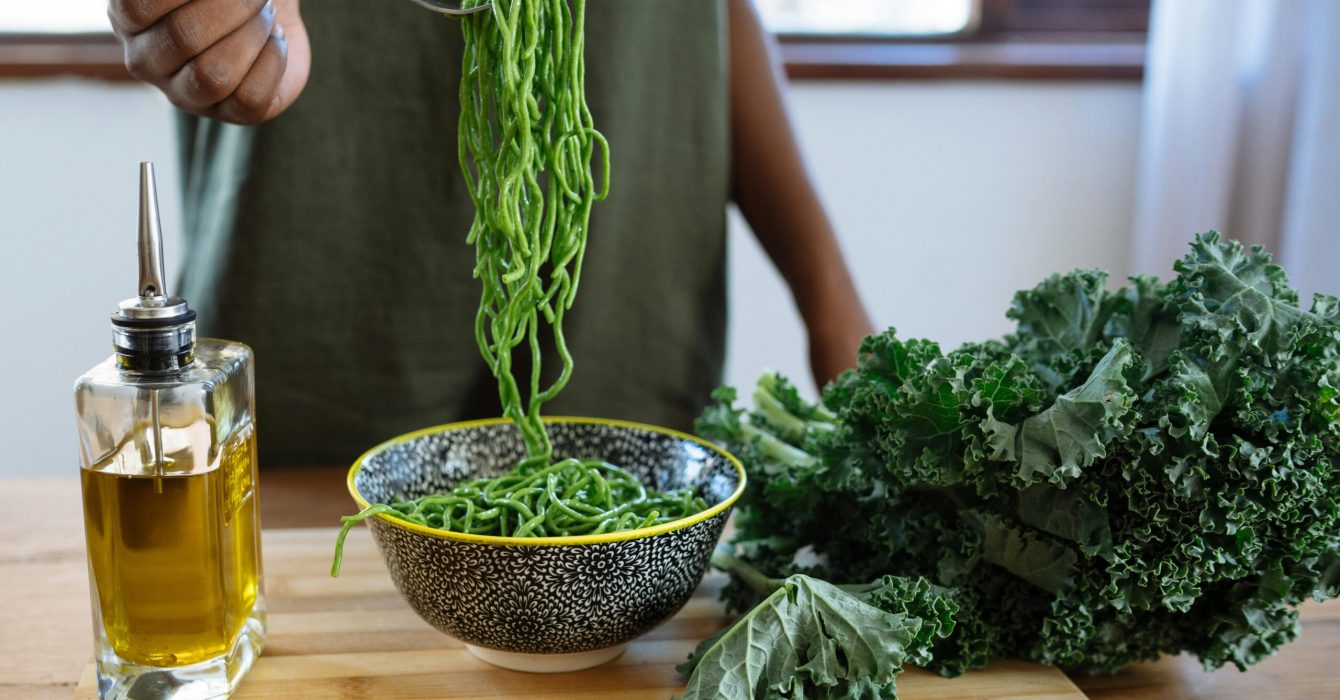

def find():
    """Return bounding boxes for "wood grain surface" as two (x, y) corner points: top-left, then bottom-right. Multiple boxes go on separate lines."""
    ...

(1, 474), (1332, 699)
(62, 526), (1083, 699)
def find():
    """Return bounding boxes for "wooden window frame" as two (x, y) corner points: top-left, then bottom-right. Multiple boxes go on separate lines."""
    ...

(779, 0), (1148, 80)
(0, 0), (1147, 82)
(0, 32), (126, 80)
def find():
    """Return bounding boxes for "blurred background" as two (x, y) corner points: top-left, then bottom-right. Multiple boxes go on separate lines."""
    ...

(1, 0), (1336, 476)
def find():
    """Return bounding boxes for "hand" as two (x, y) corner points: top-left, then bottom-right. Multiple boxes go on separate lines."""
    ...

(806, 306), (874, 390)
(109, 0), (311, 124)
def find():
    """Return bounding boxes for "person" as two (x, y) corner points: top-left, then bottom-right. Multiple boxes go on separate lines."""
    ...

(108, 0), (873, 467)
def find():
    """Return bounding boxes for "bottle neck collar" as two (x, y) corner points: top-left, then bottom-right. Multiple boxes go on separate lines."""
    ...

(111, 318), (197, 374)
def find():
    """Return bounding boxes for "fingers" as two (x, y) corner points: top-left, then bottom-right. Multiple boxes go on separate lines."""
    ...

(165, 5), (276, 111)
(122, 0), (271, 82)
(108, 0), (192, 37)
(110, 0), (308, 124)
(211, 29), (288, 125)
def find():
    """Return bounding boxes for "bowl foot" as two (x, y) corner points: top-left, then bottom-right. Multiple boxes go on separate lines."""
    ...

(464, 643), (626, 673)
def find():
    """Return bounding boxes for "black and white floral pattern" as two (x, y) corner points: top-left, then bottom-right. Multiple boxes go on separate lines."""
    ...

(353, 419), (742, 654)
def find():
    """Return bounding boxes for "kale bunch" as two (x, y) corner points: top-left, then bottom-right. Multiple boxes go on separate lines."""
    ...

(697, 232), (1340, 676)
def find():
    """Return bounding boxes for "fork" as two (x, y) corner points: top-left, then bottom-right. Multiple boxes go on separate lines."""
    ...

(406, 0), (492, 15)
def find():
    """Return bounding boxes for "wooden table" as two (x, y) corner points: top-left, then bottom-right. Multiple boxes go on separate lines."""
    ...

(1, 471), (1333, 699)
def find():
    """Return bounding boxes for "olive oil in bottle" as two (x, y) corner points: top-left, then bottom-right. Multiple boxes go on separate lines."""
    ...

(75, 163), (266, 699)
(81, 423), (260, 667)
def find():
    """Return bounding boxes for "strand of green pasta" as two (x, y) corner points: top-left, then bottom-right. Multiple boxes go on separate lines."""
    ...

(460, 0), (609, 460)
(331, 459), (708, 575)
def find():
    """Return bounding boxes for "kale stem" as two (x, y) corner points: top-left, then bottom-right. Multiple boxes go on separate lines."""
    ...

(710, 546), (786, 597)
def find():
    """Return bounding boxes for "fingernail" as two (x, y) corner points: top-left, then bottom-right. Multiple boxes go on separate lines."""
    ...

(273, 23), (286, 43)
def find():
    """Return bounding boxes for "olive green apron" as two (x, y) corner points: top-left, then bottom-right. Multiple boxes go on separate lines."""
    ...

(178, 0), (730, 467)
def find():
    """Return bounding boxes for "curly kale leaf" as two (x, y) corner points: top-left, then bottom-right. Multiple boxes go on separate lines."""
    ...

(1008, 269), (1114, 356)
(1011, 339), (1139, 487)
(679, 551), (959, 700)
(676, 575), (935, 700)
(1107, 274), (1182, 380)
(1173, 231), (1322, 361)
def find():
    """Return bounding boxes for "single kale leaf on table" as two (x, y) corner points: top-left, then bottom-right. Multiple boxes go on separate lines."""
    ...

(675, 550), (957, 700)
(690, 231), (1340, 693)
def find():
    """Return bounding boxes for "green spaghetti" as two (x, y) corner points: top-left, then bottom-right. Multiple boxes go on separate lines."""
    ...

(330, 2), (703, 572)
(331, 459), (709, 575)
(460, 0), (609, 460)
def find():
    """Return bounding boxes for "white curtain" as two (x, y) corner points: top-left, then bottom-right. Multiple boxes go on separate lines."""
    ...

(1132, 0), (1340, 300)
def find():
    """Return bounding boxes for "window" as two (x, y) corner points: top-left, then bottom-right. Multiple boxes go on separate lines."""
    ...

(771, 0), (1148, 80)
(1, 0), (1148, 81)
(0, 1), (110, 34)
(757, 0), (977, 37)
(758, 0), (1148, 38)
(979, 0), (1150, 35)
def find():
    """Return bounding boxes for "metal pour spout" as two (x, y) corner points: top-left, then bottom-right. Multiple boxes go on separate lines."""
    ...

(138, 162), (168, 299)
(110, 161), (196, 372)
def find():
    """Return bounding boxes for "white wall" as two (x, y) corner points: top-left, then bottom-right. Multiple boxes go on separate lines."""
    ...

(0, 78), (1141, 477)
(0, 80), (183, 478)
(725, 80), (1142, 397)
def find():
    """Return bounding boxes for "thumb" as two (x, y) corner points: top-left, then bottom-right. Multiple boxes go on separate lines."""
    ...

(265, 0), (311, 120)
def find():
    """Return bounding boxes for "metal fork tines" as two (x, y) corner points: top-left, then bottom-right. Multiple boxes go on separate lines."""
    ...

(407, 0), (492, 15)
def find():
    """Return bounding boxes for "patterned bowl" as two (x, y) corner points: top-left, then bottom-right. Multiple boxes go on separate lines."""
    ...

(346, 417), (744, 672)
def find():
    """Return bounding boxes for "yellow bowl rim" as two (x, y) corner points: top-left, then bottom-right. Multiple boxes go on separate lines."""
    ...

(346, 415), (746, 547)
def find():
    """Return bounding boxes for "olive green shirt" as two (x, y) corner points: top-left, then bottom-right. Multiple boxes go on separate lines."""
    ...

(178, 0), (730, 467)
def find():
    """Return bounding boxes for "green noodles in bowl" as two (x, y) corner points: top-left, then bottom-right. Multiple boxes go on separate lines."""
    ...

(338, 417), (744, 672)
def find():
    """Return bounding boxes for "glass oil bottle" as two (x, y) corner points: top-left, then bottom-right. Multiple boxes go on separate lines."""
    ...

(75, 163), (266, 699)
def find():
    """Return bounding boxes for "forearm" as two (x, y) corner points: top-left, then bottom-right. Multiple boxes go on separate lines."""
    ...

(727, 0), (871, 335)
